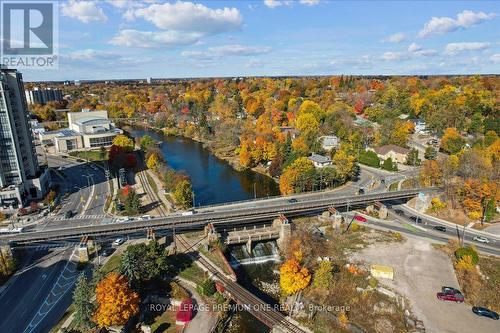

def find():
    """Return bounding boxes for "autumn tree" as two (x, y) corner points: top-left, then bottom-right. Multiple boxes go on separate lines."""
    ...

(173, 179), (193, 209)
(112, 134), (134, 152)
(312, 260), (334, 289)
(441, 128), (465, 154)
(239, 139), (253, 168)
(94, 273), (139, 327)
(146, 151), (161, 171)
(279, 258), (311, 295)
(405, 148), (421, 166)
(279, 157), (315, 195)
(333, 148), (356, 183)
(139, 135), (155, 150)
(420, 160), (442, 186)
(424, 146), (437, 160)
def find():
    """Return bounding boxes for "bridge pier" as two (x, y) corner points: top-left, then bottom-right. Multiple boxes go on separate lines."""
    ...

(246, 237), (253, 255)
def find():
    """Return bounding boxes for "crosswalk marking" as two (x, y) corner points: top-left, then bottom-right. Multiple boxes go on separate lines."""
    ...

(53, 214), (107, 221)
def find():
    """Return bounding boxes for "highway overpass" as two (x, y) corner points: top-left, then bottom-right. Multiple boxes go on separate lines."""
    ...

(2, 188), (433, 245)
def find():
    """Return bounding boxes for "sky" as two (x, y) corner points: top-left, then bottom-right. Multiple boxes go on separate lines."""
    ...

(15, 0), (500, 81)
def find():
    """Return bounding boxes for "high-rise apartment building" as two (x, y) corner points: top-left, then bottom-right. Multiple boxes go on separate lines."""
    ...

(25, 87), (63, 105)
(0, 67), (49, 209)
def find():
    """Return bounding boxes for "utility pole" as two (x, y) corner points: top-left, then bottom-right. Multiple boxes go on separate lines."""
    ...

(253, 183), (257, 199)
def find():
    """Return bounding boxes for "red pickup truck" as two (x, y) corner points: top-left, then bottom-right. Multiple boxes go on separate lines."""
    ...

(436, 292), (464, 303)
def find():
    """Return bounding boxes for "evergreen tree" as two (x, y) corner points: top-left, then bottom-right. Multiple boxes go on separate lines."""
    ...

(73, 274), (96, 332)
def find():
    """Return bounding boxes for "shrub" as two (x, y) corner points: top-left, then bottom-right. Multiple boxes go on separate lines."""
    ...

(170, 282), (189, 300)
(358, 150), (380, 168)
(455, 255), (475, 271)
(197, 278), (216, 296)
(429, 197), (446, 212)
(368, 277), (378, 288)
(381, 157), (397, 171)
(455, 246), (479, 265)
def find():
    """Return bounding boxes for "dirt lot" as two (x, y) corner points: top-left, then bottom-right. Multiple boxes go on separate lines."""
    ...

(351, 235), (499, 333)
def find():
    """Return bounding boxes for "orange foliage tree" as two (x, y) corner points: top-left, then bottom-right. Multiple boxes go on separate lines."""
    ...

(94, 273), (140, 327)
(279, 258), (311, 295)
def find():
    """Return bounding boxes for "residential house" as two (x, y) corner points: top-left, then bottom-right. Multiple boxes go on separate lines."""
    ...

(320, 135), (340, 151)
(369, 144), (409, 165)
(308, 153), (333, 168)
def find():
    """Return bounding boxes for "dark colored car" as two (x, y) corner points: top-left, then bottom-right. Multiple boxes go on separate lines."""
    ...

(433, 226), (447, 232)
(394, 209), (405, 216)
(436, 292), (464, 303)
(409, 216), (420, 223)
(358, 188), (365, 195)
(288, 198), (298, 203)
(472, 306), (499, 320)
(441, 286), (461, 294)
(76, 159), (84, 162)
(101, 248), (115, 257)
(64, 210), (73, 219)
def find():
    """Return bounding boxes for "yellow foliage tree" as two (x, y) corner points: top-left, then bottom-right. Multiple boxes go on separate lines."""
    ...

(94, 273), (139, 327)
(146, 152), (160, 170)
(279, 258), (311, 295)
(333, 148), (355, 183)
(295, 113), (319, 132)
(279, 157), (315, 194)
(112, 134), (134, 152)
(239, 139), (253, 168)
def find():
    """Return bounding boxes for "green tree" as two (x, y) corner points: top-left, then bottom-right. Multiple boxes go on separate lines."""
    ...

(382, 157), (397, 171)
(140, 135), (155, 151)
(73, 274), (96, 332)
(124, 189), (141, 214)
(424, 146), (437, 160)
(484, 198), (496, 222)
(405, 148), (421, 166)
(173, 179), (193, 209)
(358, 150), (380, 167)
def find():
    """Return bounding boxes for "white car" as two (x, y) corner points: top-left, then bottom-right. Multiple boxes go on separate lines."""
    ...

(117, 217), (131, 223)
(113, 238), (126, 246)
(473, 236), (489, 244)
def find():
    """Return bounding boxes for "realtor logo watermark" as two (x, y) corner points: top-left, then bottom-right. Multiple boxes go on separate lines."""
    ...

(1, 1), (58, 69)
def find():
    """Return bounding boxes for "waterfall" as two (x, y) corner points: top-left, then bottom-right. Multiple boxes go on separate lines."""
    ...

(228, 240), (281, 267)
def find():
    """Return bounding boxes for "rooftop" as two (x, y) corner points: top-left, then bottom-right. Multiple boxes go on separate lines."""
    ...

(308, 153), (332, 164)
(372, 144), (409, 155)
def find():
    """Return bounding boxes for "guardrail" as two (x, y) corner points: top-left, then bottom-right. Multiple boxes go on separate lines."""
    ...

(2, 188), (432, 244)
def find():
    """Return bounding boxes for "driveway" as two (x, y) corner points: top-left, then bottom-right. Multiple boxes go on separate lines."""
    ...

(351, 236), (499, 333)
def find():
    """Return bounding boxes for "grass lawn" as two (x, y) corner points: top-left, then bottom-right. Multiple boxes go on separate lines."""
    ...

(69, 150), (108, 161)
(100, 253), (121, 274)
(178, 263), (206, 285)
(199, 247), (232, 276)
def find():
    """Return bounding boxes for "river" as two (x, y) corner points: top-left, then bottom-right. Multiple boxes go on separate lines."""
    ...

(128, 127), (279, 206)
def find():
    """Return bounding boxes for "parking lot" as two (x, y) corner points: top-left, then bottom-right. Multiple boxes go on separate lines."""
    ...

(352, 235), (499, 333)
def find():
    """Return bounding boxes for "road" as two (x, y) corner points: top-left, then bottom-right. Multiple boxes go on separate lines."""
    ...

(0, 247), (80, 333)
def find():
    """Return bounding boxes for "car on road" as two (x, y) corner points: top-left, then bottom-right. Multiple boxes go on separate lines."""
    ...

(113, 238), (126, 246)
(76, 159), (84, 162)
(61, 155), (68, 158)
(436, 291), (464, 303)
(101, 248), (115, 257)
(287, 198), (298, 203)
(472, 306), (499, 320)
(139, 215), (152, 220)
(408, 216), (420, 223)
(433, 226), (447, 232)
(57, 166), (64, 171)
(358, 188), (365, 195)
(181, 210), (194, 216)
(473, 236), (490, 244)
(394, 209), (405, 216)
(117, 217), (131, 223)
(64, 210), (73, 219)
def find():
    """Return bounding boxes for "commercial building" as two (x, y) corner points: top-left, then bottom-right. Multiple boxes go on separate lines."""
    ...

(0, 67), (50, 210)
(25, 87), (63, 105)
(39, 109), (122, 153)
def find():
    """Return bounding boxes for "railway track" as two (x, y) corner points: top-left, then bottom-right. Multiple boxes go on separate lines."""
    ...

(137, 170), (168, 216)
(176, 235), (307, 333)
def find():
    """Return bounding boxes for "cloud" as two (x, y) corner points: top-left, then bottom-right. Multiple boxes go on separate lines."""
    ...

(182, 44), (271, 60)
(245, 59), (265, 68)
(408, 43), (437, 56)
(444, 42), (490, 54)
(490, 54), (500, 63)
(61, 0), (107, 23)
(418, 10), (496, 38)
(129, 2), (242, 34)
(67, 49), (117, 61)
(381, 52), (409, 61)
(110, 30), (204, 48)
(264, 0), (320, 8)
(383, 32), (406, 43)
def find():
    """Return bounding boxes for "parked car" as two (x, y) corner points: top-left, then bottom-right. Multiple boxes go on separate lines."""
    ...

(436, 291), (464, 303)
(287, 198), (298, 203)
(472, 306), (499, 320)
(433, 226), (447, 232)
(113, 238), (125, 246)
(473, 236), (490, 244)
(441, 286), (461, 294)
(64, 210), (73, 219)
